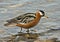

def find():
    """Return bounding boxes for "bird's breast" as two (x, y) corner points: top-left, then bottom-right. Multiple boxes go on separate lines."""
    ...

(16, 13), (41, 29)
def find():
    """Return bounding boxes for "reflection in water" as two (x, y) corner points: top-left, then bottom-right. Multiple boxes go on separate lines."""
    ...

(0, 33), (57, 42)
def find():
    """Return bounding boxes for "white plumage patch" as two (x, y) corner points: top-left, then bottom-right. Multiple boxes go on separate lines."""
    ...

(39, 12), (43, 16)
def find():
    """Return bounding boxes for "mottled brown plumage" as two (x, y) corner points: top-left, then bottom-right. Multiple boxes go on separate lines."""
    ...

(4, 10), (48, 33)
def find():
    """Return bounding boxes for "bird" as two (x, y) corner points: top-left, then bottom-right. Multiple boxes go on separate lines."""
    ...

(4, 10), (48, 33)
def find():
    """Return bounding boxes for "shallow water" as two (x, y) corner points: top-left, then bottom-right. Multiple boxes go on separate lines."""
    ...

(0, 0), (60, 40)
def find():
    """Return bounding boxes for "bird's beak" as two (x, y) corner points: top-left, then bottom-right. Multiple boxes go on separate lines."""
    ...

(44, 16), (49, 18)
(42, 16), (49, 18)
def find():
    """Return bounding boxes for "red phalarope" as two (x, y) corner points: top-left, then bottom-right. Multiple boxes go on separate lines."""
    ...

(4, 10), (48, 33)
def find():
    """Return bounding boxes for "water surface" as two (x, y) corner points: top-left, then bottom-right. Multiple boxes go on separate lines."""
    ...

(0, 0), (60, 40)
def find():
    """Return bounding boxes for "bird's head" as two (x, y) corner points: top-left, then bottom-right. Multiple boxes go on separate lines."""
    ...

(37, 10), (48, 18)
(39, 10), (45, 17)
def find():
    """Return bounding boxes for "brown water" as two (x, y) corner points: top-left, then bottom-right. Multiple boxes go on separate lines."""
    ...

(0, 0), (60, 41)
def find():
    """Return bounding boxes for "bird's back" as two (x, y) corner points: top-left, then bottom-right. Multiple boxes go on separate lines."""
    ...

(6, 13), (36, 24)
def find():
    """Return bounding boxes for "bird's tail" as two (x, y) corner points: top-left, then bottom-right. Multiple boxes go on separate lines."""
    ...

(4, 19), (18, 27)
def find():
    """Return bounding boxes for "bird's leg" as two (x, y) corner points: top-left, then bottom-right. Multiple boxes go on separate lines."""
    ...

(26, 18), (30, 33)
(26, 29), (30, 33)
(18, 27), (22, 33)
(20, 27), (22, 32)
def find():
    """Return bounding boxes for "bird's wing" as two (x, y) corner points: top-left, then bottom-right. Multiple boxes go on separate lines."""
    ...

(16, 13), (36, 23)
(6, 13), (36, 24)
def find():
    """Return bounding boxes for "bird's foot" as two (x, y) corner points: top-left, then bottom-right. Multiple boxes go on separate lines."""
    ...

(18, 31), (23, 34)
(26, 30), (30, 33)
(30, 29), (37, 32)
